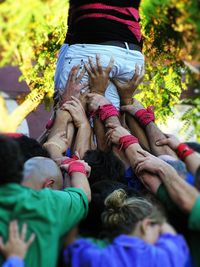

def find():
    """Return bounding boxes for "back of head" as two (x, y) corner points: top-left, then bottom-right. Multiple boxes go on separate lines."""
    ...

(159, 155), (187, 179)
(23, 157), (63, 190)
(80, 180), (140, 237)
(186, 142), (200, 153)
(0, 135), (23, 185)
(83, 150), (125, 185)
(102, 189), (164, 239)
(14, 135), (50, 163)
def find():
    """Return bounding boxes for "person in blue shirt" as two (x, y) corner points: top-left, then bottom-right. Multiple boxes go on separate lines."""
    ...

(64, 189), (190, 267)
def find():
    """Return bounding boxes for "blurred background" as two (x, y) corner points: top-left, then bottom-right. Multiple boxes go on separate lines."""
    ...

(0, 0), (199, 140)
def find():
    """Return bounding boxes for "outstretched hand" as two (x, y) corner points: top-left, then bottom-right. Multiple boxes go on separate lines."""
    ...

(85, 55), (114, 95)
(112, 65), (144, 105)
(62, 65), (89, 104)
(0, 221), (35, 259)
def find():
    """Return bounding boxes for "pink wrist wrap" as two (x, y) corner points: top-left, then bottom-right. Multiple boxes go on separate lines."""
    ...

(119, 135), (139, 150)
(68, 161), (87, 176)
(135, 106), (155, 127)
(99, 104), (119, 121)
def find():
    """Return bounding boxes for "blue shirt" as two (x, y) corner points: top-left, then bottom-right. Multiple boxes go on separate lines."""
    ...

(64, 234), (189, 267)
(2, 256), (24, 267)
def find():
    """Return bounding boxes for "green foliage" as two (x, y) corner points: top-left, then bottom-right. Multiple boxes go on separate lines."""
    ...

(0, 0), (68, 102)
(0, 0), (199, 136)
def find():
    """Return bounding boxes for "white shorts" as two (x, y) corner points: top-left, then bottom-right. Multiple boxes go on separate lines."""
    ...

(54, 43), (144, 109)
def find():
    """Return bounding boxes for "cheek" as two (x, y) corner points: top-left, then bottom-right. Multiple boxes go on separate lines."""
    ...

(146, 225), (161, 244)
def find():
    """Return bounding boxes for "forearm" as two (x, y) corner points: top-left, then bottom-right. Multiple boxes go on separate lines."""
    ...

(125, 143), (144, 169)
(43, 143), (63, 159)
(70, 173), (91, 201)
(94, 119), (108, 151)
(48, 110), (71, 139)
(184, 152), (200, 176)
(158, 165), (199, 212)
(73, 124), (92, 159)
(145, 122), (177, 157)
(125, 113), (150, 151)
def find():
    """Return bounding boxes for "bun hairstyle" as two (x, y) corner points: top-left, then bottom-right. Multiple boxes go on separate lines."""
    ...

(102, 189), (164, 238)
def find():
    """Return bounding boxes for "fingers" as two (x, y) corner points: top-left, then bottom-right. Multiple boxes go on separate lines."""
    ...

(68, 65), (80, 83)
(112, 78), (123, 88)
(20, 223), (27, 241)
(88, 57), (97, 75)
(96, 54), (103, 74)
(156, 138), (169, 146)
(27, 233), (35, 248)
(0, 236), (5, 251)
(106, 57), (114, 74)
(76, 66), (86, 83)
(105, 122), (118, 129)
(9, 220), (19, 241)
(84, 63), (93, 77)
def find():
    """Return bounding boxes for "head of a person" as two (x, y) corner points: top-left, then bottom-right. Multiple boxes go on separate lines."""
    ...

(102, 189), (165, 244)
(83, 150), (126, 185)
(0, 135), (24, 185)
(159, 155), (187, 179)
(80, 180), (140, 237)
(11, 135), (50, 163)
(22, 156), (63, 190)
(186, 142), (200, 153)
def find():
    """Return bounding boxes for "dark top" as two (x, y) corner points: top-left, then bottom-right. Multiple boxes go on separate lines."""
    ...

(65, 0), (142, 46)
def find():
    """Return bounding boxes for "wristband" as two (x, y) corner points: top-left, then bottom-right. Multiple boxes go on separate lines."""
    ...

(99, 104), (119, 121)
(46, 118), (54, 130)
(119, 135), (139, 150)
(68, 161), (87, 176)
(177, 143), (194, 161)
(5, 133), (23, 138)
(135, 106), (155, 127)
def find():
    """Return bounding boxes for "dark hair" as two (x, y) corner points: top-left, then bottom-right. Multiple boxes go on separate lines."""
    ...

(186, 142), (200, 153)
(195, 165), (200, 191)
(102, 189), (165, 239)
(83, 150), (126, 185)
(14, 135), (50, 163)
(0, 135), (24, 185)
(79, 180), (140, 237)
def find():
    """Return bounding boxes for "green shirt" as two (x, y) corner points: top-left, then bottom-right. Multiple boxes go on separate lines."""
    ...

(157, 184), (200, 267)
(0, 183), (88, 267)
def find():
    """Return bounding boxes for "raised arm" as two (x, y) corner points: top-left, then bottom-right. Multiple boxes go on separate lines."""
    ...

(61, 97), (92, 159)
(135, 151), (199, 213)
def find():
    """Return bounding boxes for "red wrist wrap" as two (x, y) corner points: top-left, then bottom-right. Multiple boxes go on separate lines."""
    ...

(135, 106), (155, 127)
(99, 104), (119, 121)
(68, 162), (86, 176)
(46, 118), (54, 130)
(119, 135), (139, 150)
(177, 143), (194, 161)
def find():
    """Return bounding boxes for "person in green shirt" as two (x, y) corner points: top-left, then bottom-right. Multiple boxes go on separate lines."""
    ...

(0, 135), (91, 267)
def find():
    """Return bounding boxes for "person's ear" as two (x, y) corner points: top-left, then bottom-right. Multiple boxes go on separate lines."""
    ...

(43, 178), (55, 189)
(140, 218), (152, 236)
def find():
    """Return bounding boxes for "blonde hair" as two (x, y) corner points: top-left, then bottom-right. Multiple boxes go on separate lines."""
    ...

(101, 189), (164, 237)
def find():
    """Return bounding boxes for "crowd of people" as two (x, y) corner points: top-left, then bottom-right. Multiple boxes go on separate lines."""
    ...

(1, 0), (200, 267)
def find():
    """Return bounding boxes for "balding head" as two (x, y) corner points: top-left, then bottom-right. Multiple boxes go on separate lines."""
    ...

(22, 157), (63, 190)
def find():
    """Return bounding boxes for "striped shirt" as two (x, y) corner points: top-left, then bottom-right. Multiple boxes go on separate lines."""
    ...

(65, 0), (142, 46)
